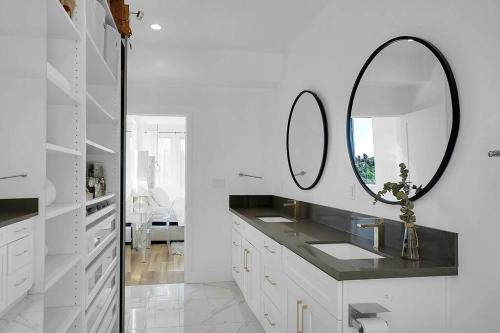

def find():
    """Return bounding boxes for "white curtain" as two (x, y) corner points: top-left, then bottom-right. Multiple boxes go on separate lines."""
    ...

(156, 132), (186, 199)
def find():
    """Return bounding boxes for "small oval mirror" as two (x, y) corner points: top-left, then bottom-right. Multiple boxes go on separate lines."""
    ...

(287, 90), (328, 190)
(347, 36), (460, 203)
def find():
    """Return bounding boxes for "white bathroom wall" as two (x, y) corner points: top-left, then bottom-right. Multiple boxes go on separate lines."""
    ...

(128, 81), (277, 281)
(264, 0), (500, 331)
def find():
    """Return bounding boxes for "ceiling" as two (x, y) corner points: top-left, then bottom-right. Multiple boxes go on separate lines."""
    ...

(127, 0), (329, 52)
(125, 0), (329, 91)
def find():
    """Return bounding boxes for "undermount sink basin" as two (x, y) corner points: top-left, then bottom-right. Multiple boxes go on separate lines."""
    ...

(258, 216), (294, 223)
(310, 243), (384, 260)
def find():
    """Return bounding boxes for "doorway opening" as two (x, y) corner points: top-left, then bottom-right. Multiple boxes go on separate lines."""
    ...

(124, 115), (186, 285)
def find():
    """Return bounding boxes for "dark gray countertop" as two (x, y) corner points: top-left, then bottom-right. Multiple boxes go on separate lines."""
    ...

(0, 198), (38, 229)
(230, 206), (458, 281)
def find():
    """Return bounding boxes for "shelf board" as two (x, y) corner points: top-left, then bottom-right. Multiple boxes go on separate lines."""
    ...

(86, 193), (116, 207)
(86, 204), (116, 226)
(45, 254), (81, 291)
(86, 139), (115, 154)
(46, 202), (82, 220)
(47, 63), (80, 106)
(46, 143), (81, 156)
(87, 258), (117, 310)
(86, 92), (115, 124)
(44, 306), (81, 333)
(87, 230), (117, 265)
(47, 0), (81, 41)
(86, 30), (116, 85)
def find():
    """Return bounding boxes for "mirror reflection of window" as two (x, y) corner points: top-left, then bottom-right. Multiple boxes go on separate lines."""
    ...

(348, 38), (458, 202)
(352, 118), (376, 184)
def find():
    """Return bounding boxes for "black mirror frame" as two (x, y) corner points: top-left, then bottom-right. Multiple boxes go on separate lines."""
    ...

(346, 36), (460, 204)
(286, 90), (328, 190)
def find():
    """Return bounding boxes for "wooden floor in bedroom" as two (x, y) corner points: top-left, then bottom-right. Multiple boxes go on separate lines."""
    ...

(125, 243), (184, 285)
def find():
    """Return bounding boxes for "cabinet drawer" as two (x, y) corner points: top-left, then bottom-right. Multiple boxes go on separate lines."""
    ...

(261, 259), (284, 309)
(231, 229), (242, 288)
(283, 248), (342, 320)
(7, 234), (33, 274)
(261, 293), (283, 333)
(285, 275), (341, 333)
(6, 219), (32, 243)
(260, 234), (282, 264)
(0, 228), (7, 247)
(232, 214), (246, 233)
(243, 222), (263, 248)
(7, 264), (32, 303)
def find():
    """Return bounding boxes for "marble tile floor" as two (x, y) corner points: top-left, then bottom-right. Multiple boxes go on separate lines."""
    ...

(0, 293), (44, 333)
(126, 282), (265, 333)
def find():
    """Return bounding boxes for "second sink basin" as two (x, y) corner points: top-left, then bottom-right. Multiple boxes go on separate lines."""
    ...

(258, 216), (294, 223)
(310, 243), (384, 260)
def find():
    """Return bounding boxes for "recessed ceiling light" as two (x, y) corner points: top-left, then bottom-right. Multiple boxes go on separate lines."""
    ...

(150, 24), (162, 31)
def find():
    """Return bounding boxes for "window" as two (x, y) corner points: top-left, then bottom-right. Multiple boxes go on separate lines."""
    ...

(352, 118), (376, 184)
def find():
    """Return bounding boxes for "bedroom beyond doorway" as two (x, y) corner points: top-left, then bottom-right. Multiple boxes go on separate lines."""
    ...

(125, 115), (186, 285)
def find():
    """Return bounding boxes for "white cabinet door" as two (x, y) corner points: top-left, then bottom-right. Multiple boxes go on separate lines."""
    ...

(231, 229), (243, 289)
(242, 239), (260, 315)
(0, 246), (7, 313)
(285, 276), (341, 333)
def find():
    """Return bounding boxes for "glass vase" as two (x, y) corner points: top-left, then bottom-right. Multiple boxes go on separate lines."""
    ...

(402, 223), (419, 260)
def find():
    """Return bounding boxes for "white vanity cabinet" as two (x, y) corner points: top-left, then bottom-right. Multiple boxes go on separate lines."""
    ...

(232, 213), (262, 315)
(0, 246), (7, 313)
(285, 276), (341, 333)
(0, 218), (34, 314)
(242, 239), (261, 314)
(230, 213), (449, 333)
(231, 229), (243, 289)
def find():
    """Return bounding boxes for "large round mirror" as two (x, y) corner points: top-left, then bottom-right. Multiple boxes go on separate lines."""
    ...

(347, 36), (459, 203)
(287, 90), (328, 190)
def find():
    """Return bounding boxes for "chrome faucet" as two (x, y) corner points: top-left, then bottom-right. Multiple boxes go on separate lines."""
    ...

(283, 200), (299, 236)
(283, 200), (298, 220)
(356, 217), (385, 250)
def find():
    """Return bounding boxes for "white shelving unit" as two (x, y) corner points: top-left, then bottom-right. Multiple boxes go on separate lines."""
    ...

(86, 139), (116, 154)
(44, 254), (81, 291)
(46, 202), (82, 220)
(87, 92), (116, 123)
(46, 143), (82, 157)
(42, 0), (122, 332)
(45, 306), (81, 333)
(0, 1), (122, 331)
(86, 193), (116, 206)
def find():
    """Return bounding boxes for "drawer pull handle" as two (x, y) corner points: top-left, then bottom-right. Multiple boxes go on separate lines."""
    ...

(14, 277), (27, 287)
(264, 313), (276, 327)
(244, 249), (250, 272)
(15, 250), (28, 257)
(264, 275), (277, 286)
(234, 221), (241, 226)
(297, 300), (308, 333)
(232, 241), (239, 247)
(232, 266), (240, 274)
(263, 245), (276, 254)
(13, 228), (27, 233)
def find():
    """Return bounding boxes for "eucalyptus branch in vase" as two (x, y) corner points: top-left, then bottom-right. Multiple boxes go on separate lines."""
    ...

(373, 163), (422, 260)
